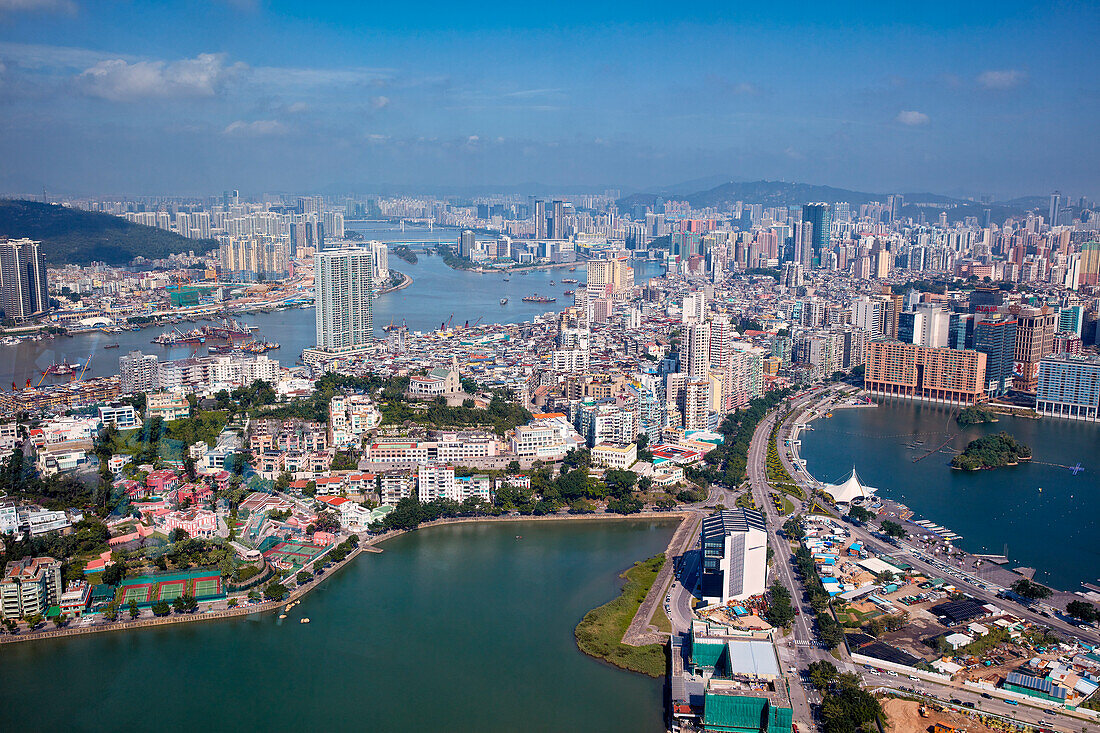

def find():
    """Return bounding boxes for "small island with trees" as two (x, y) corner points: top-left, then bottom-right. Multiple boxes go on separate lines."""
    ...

(950, 432), (1031, 470)
(955, 405), (997, 425)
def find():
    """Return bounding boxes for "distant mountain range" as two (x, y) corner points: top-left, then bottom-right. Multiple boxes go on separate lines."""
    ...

(617, 179), (1045, 223)
(0, 199), (215, 267)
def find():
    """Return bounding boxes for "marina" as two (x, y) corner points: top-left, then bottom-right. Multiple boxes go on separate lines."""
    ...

(799, 398), (1100, 591)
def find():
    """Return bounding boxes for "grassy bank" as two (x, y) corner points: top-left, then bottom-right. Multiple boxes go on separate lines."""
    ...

(574, 554), (667, 677)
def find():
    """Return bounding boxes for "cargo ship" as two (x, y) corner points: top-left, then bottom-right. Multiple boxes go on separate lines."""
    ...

(522, 294), (556, 303)
(561, 278), (578, 284)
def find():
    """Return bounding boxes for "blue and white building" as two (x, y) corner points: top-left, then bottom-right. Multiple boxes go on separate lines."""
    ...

(1036, 354), (1100, 422)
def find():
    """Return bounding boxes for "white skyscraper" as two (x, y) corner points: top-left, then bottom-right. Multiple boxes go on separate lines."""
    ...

(315, 247), (374, 352)
(682, 290), (706, 323)
(685, 322), (712, 380)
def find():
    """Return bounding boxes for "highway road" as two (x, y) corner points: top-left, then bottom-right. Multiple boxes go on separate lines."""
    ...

(862, 672), (1084, 733)
(776, 390), (1100, 648)
(658, 384), (1099, 732)
(774, 387), (1100, 731)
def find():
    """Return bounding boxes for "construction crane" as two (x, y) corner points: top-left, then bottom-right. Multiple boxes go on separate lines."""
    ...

(74, 352), (93, 382)
(446, 313), (455, 329)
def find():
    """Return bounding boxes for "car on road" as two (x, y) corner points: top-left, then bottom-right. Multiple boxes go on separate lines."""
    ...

(980, 693), (992, 699)
(1005, 699), (1018, 706)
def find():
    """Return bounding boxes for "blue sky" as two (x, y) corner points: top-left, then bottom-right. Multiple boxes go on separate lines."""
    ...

(0, 0), (1097, 198)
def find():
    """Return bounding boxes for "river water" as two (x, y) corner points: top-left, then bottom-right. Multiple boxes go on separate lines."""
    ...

(798, 400), (1100, 591)
(0, 519), (673, 732)
(0, 221), (663, 388)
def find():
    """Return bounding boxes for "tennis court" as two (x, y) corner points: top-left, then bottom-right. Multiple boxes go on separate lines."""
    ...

(156, 580), (188, 602)
(121, 583), (154, 605)
(193, 577), (221, 597)
(261, 539), (327, 569)
(118, 570), (227, 607)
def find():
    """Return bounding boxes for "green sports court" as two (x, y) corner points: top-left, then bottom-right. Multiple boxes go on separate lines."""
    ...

(117, 570), (225, 607)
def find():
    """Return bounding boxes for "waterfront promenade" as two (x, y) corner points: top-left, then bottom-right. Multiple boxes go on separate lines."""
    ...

(781, 389), (1100, 647)
(0, 510), (684, 646)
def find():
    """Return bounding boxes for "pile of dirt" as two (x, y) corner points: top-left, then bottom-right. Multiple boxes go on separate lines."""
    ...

(881, 697), (1000, 733)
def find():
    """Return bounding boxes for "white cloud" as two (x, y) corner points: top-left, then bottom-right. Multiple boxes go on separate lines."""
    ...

(977, 69), (1024, 89)
(286, 101), (309, 113)
(223, 119), (287, 136)
(0, 0), (76, 14)
(896, 110), (930, 126)
(78, 53), (245, 101)
(370, 95), (390, 109)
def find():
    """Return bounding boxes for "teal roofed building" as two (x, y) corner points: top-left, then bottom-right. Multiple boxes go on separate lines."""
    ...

(702, 692), (793, 733)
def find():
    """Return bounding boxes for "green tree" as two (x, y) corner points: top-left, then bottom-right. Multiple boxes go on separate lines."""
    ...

(1011, 578), (1053, 600)
(128, 599), (139, 619)
(173, 594), (198, 613)
(151, 600), (171, 616)
(607, 495), (643, 515)
(848, 505), (874, 523)
(1066, 600), (1100, 623)
(296, 571), (312, 585)
(879, 520), (906, 539)
(603, 469), (637, 499)
(782, 515), (805, 540)
(264, 582), (288, 601)
(808, 660), (838, 690)
(101, 561), (126, 586)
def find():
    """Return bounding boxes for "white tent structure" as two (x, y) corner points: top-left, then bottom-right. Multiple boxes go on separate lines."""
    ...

(822, 467), (877, 504)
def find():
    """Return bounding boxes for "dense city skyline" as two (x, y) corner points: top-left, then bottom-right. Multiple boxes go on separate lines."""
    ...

(1, 1), (1098, 197)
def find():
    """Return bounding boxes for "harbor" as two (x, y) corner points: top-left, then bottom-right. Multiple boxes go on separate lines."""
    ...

(796, 397), (1100, 594)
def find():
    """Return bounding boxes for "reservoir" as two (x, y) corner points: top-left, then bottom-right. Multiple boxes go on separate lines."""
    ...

(0, 222), (664, 389)
(798, 400), (1100, 591)
(0, 518), (673, 732)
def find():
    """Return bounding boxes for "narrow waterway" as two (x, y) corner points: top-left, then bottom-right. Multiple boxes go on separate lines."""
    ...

(0, 519), (673, 732)
(0, 221), (664, 388)
(798, 400), (1100, 591)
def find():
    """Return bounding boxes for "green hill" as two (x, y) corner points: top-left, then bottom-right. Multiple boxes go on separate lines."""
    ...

(0, 199), (217, 267)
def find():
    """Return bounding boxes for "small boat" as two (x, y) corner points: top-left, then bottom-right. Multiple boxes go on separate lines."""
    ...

(104, 343), (120, 349)
(279, 614), (287, 619)
(561, 278), (578, 284)
(515, 535), (522, 540)
(500, 298), (508, 305)
(44, 360), (80, 376)
(549, 280), (555, 285)
(300, 618), (310, 624)
(563, 289), (575, 296)
(569, 267), (577, 271)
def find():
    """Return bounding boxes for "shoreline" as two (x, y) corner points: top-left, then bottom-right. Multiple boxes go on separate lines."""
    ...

(789, 394), (1076, 596)
(0, 511), (683, 646)
(377, 270), (413, 295)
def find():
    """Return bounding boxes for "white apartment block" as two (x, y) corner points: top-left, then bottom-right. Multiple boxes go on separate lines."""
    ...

(380, 474), (416, 504)
(315, 247), (374, 352)
(417, 463), (456, 502)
